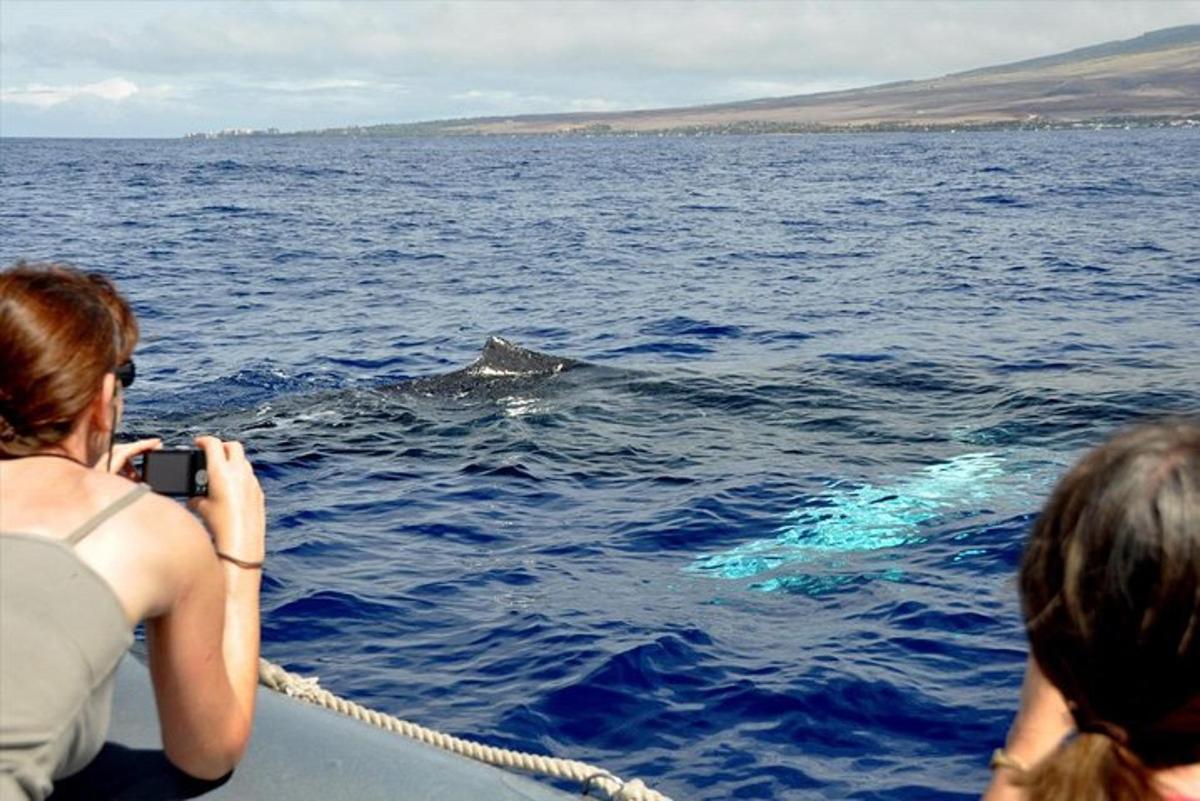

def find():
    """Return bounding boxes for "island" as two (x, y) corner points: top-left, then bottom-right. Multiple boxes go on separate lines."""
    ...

(185, 24), (1200, 139)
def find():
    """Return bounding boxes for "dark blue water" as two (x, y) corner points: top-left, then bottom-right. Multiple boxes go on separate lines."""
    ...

(2, 131), (1198, 799)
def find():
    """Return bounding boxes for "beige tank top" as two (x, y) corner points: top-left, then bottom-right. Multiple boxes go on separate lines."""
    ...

(0, 485), (146, 801)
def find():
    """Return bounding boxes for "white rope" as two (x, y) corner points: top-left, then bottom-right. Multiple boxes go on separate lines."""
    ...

(258, 658), (675, 801)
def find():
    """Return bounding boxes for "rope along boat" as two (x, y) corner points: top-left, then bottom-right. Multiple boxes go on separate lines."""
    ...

(48, 654), (673, 801)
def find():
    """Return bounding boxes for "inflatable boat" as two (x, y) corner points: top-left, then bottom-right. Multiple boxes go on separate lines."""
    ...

(49, 654), (576, 801)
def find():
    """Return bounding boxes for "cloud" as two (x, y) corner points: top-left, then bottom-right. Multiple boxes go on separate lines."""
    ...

(7, 1), (1200, 84)
(449, 88), (565, 107)
(253, 79), (369, 92)
(0, 77), (141, 109)
(566, 97), (628, 113)
(716, 79), (871, 101)
(2, 0), (1198, 136)
(235, 78), (400, 94)
(451, 89), (525, 102)
(448, 89), (649, 116)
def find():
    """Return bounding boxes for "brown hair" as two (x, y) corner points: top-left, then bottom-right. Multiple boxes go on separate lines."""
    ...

(1019, 420), (1200, 800)
(0, 263), (139, 457)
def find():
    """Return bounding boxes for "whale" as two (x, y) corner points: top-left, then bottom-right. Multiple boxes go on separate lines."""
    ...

(127, 337), (591, 441)
(687, 452), (1020, 592)
(389, 337), (586, 399)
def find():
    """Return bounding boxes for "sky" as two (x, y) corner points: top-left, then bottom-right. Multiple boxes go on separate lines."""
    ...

(1, 0), (1197, 138)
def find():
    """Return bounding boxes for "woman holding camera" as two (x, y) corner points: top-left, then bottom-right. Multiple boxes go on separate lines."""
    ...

(0, 264), (266, 800)
(984, 421), (1200, 801)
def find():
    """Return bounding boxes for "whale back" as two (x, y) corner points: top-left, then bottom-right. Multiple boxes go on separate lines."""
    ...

(466, 337), (580, 377)
(392, 337), (584, 397)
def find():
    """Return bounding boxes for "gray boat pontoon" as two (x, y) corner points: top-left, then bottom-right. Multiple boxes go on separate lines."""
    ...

(49, 655), (576, 801)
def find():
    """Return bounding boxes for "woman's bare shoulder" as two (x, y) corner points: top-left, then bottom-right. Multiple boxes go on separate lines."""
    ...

(76, 474), (216, 621)
(75, 470), (202, 537)
(94, 476), (210, 555)
(1, 464), (157, 536)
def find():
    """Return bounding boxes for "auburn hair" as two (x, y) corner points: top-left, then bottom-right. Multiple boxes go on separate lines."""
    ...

(0, 263), (139, 457)
(1018, 420), (1200, 800)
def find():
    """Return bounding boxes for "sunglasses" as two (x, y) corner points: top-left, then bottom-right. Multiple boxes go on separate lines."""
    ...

(115, 360), (136, 389)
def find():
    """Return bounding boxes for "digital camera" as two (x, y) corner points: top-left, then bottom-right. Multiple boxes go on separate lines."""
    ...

(141, 449), (208, 497)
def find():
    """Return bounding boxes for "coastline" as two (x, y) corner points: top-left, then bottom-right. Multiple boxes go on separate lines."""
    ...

(182, 116), (1200, 140)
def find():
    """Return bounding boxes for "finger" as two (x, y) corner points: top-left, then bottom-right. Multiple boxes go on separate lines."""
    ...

(112, 439), (163, 469)
(106, 448), (133, 475)
(125, 437), (163, 454)
(118, 437), (161, 451)
(194, 436), (226, 468)
(223, 440), (245, 461)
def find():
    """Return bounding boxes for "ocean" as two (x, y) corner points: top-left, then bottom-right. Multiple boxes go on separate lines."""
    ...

(2, 129), (1197, 799)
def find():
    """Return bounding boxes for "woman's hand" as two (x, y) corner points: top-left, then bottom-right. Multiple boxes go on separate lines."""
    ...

(188, 436), (266, 565)
(101, 437), (163, 478)
(982, 659), (1073, 801)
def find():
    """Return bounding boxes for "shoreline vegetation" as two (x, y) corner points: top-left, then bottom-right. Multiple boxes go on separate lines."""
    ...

(184, 116), (1198, 140)
(186, 24), (1200, 140)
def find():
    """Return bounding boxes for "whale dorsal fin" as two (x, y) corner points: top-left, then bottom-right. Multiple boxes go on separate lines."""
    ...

(469, 337), (578, 377)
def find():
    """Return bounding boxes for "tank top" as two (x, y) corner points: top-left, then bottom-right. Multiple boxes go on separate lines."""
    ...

(0, 484), (147, 801)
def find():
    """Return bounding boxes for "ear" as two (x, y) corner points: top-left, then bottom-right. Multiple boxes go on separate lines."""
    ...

(87, 373), (118, 433)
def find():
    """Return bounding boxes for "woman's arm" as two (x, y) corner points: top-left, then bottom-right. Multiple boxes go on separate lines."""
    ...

(138, 436), (266, 780)
(982, 658), (1074, 801)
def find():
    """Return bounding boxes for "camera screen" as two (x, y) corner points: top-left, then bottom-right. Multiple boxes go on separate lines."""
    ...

(142, 450), (207, 497)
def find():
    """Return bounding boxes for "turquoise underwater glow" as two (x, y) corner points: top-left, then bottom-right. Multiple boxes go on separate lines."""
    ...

(688, 452), (1010, 591)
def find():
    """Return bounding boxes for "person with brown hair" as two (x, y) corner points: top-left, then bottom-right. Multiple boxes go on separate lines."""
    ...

(0, 263), (266, 800)
(984, 421), (1200, 801)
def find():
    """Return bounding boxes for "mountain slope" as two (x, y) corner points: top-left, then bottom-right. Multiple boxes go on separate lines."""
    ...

(317, 25), (1200, 136)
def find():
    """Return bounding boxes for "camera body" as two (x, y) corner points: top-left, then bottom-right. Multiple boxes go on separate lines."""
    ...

(141, 449), (208, 497)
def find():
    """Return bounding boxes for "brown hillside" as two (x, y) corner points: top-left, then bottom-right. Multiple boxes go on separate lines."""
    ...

(425, 25), (1200, 134)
